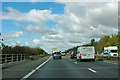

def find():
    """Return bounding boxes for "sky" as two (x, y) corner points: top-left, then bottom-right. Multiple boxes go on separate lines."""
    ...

(1, 0), (118, 53)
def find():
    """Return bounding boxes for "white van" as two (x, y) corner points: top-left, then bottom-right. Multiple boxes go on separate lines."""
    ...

(77, 46), (95, 62)
(104, 46), (118, 56)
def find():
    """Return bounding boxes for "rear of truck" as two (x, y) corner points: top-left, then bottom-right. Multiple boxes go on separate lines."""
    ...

(77, 46), (95, 62)
(104, 46), (118, 56)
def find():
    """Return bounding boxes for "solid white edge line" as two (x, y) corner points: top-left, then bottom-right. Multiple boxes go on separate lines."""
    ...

(20, 56), (52, 80)
(88, 68), (97, 73)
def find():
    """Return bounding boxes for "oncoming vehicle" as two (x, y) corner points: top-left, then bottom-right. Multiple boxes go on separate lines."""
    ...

(100, 52), (110, 56)
(53, 52), (62, 59)
(77, 46), (95, 62)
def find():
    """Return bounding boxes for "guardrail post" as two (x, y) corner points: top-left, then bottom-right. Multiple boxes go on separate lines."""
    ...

(24, 54), (25, 60)
(21, 54), (22, 61)
(5, 54), (7, 63)
(11, 54), (13, 62)
(17, 54), (18, 61)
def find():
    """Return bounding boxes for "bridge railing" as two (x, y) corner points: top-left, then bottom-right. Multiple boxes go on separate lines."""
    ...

(96, 55), (120, 61)
(0, 54), (26, 64)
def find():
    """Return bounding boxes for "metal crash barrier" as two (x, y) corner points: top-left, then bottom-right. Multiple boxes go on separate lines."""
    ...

(0, 54), (26, 64)
(96, 55), (120, 61)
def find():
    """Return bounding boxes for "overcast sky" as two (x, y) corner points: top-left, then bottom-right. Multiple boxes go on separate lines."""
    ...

(1, 0), (118, 53)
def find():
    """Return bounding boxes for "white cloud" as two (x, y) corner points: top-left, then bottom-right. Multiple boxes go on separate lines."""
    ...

(1, 0), (119, 2)
(1, 0), (56, 2)
(3, 31), (24, 42)
(30, 0), (38, 2)
(25, 42), (29, 45)
(2, 7), (52, 25)
(33, 39), (40, 44)
(11, 43), (16, 46)
(54, 2), (118, 41)
(16, 41), (21, 45)
(23, 24), (56, 36)
(2, 2), (118, 53)
(2, 31), (25, 47)
(55, 0), (119, 2)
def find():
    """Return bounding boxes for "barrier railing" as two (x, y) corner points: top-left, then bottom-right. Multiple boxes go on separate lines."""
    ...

(0, 54), (26, 64)
(96, 55), (120, 61)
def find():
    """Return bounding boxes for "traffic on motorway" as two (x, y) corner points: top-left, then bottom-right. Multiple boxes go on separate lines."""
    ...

(2, 46), (118, 79)
(1, 2), (119, 80)
(52, 46), (118, 61)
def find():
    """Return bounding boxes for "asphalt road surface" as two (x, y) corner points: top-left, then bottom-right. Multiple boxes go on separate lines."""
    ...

(2, 56), (119, 80)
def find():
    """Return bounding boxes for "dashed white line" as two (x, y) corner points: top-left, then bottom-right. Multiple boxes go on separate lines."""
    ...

(88, 68), (97, 73)
(20, 56), (52, 80)
(74, 62), (78, 64)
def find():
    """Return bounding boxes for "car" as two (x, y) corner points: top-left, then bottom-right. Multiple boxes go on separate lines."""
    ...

(53, 52), (62, 59)
(100, 52), (110, 56)
(61, 52), (66, 56)
(70, 51), (77, 59)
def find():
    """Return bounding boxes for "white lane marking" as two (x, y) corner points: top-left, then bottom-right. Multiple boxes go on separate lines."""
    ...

(74, 62), (78, 64)
(88, 68), (97, 73)
(20, 56), (52, 80)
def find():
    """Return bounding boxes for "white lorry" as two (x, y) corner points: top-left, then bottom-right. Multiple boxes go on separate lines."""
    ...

(104, 46), (118, 56)
(77, 46), (95, 62)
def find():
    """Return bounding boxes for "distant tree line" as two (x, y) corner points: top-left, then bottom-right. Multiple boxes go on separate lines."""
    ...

(94, 32), (120, 54)
(2, 45), (46, 56)
(65, 32), (120, 54)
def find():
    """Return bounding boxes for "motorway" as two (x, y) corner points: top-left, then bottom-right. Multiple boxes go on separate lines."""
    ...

(2, 56), (119, 80)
